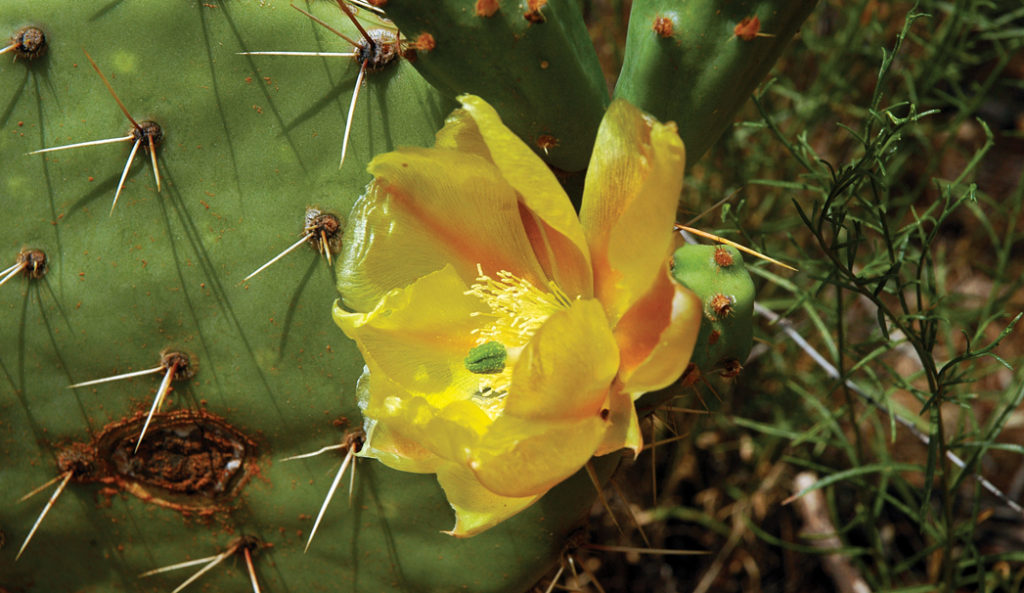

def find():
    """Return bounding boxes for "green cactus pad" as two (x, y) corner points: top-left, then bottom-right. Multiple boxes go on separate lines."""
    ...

(0, 2), (609, 591)
(671, 244), (755, 376)
(614, 0), (818, 167)
(382, 0), (610, 172)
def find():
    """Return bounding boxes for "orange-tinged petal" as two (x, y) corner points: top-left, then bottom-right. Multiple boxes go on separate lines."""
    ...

(518, 204), (594, 299)
(579, 99), (685, 325)
(337, 147), (546, 312)
(504, 298), (618, 420)
(436, 462), (541, 537)
(360, 418), (443, 474)
(452, 95), (593, 296)
(334, 266), (482, 400)
(469, 415), (606, 498)
(618, 272), (702, 395)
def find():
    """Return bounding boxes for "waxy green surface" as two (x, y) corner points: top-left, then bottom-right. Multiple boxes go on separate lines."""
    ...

(672, 244), (755, 375)
(384, 0), (610, 173)
(615, 0), (818, 167)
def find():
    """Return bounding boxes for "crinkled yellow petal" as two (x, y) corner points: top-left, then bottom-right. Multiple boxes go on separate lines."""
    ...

(353, 369), (443, 474)
(618, 271), (702, 395)
(518, 205), (595, 300)
(337, 147), (547, 312)
(375, 396), (491, 465)
(504, 298), (618, 420)
(579, 99), (685, 325)
(359, 418), (443, 474)
(436, 462), (541, 537)
(469, 415), (606, 498)
(593, 387), (642, 457)
(333, 265), (482, 402)
(447, 95), (593, 298)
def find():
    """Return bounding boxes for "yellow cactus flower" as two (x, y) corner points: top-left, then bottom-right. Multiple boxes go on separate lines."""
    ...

(333, 95), (701, 537)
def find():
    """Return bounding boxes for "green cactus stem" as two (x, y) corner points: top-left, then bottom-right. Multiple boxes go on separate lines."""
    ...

(614, 0), (818, 167)
(382, 0), (610, 172)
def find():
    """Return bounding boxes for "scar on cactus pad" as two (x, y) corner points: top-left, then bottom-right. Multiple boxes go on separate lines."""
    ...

(240, 1), (402, 169)
(140, 534), (269, 593)
(28, 50), (162, 215)
(17, 409), (256, 561)
(2, 26), (47, 60)
(244, 207), (342, 282)
(0, 248), (47, 288)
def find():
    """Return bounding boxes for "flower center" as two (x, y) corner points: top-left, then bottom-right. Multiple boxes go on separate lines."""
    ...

(463, 266), (571, 416)
(465, 266), (571, 346)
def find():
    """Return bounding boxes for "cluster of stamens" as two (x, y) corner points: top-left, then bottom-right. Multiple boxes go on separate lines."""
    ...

(463, 266), (571, 413)
(466, 266), (571, 346)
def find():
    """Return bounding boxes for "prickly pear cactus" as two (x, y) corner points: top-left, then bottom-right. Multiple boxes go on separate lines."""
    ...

(385, 0), (817, 180)
(1, 0), (809, 591)
(0, 2), (611, 592)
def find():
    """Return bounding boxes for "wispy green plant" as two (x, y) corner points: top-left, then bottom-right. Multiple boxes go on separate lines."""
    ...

(739, 3), (1024, 591)
(587, 1), (1024, 591)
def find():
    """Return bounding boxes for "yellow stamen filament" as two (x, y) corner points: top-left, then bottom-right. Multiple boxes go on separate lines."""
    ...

(465, 265), (570, 347)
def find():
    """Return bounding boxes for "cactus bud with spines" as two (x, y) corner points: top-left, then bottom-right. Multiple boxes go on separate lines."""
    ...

(672, 244), (756, 377)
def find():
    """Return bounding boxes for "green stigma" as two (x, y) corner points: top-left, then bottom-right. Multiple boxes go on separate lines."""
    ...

(464, 341), (507, 374)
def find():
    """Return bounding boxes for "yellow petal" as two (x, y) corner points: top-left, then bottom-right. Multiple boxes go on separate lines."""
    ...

(337, 147), (547, 312)
(468, 415), (606, 498)
(436, 462), (541, 537)
(334, 265), (482, 401)
(593, 387), (642, 457)
(359, 417), (443, 474)
(504, 298), (618, 420)
(433, 105), (491, 159)
(448, 95), (593, 297)
(354, 369), (443, 473)
(579, 99), (686, 325)
(519, 206), (595, 300)
(375, 396), (491, 464)
(618, 271), (702, 394)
